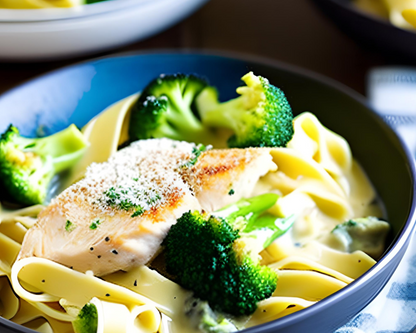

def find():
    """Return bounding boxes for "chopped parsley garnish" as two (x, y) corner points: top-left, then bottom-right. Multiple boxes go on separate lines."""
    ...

(182, 144), (210, 168)
(190, 144), (206, 165)
(65, 220), (76, 232)
(228, 189), (235, 195)
(102, 185), (161, 218)
(105, 187), (138, 211)
(90, 219), (101, 230)
(345, 220), (358, 227)
(147, 193), (161, 205)
(103, 186), (144, 216)
(333, 219), (358, 232)
(131, 206), (144, 218)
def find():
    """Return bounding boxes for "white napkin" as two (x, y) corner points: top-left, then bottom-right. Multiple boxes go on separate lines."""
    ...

(336, 67), (416, 333)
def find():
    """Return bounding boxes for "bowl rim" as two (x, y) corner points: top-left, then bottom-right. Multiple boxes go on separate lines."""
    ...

(0, 0), (190, 29)
(0, 0), (160, 22)
(314, 0), (416, 37)
(0, 49), (415, 333)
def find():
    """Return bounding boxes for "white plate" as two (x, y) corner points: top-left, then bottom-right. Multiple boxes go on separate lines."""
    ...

(0, 0), (208, 60)
(0, 0), (148, 22)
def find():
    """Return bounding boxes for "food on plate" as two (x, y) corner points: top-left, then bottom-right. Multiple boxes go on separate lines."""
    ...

(353, 0), (416, 29)
(129, 72), (294, 148)
(0, 0), (107, 9)
(0, 71), (389, 333)
(164, 195), (294, 316)
(0, 124), (88, 206)
(322, 216), (390, 258)
(197, 72), (293, 148)
(128, 74), (215, 145)
(18, 140), (275, 276)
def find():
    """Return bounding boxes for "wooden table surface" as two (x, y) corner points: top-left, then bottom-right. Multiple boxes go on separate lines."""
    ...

(0, 0), (411, 96)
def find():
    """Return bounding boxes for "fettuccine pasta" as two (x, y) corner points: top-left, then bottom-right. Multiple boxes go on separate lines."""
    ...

(0, 90), (387, 333)
(354, 0), (416, 29)
(0, 0), (83, 9)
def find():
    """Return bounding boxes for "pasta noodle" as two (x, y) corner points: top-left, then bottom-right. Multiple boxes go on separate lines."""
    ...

(271, 270), (347, 300)
(354, 0), (416, 29)
(11, 257), (157, 312)
(104, 266), (192, 319)
(0, 91), (387, 333)
(268, 256), (354, 284)
(263, 240), (375, 279)
(88, 298), (161, 333)
(66, 94), (138, 187)
(246, 297), (315, 326)
(0, 276), (19, 320)
(0, 0), (82, 9)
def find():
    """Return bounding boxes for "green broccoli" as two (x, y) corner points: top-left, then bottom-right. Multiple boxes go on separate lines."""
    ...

(185, 297), (237, 333)
(0, 124), (88, 206)
(128, 74), (216, 144)
(72, 302), (98, 333)
(164, 193), (294, 316)
(325, 216), (390, 259)
(196, 72), (294, 148)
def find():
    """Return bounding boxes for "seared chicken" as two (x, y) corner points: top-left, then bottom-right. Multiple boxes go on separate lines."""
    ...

(18, 139), (276, 276)
(186, 149), (277, 212)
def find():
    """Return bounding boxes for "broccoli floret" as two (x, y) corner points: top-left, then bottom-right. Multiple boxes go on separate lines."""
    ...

(72, 302), (98, 333)
(165, 211), (275, 316)
(325, 216), (390, 259)
(164, 193), (294, 316)
(128, 74), (216, 144)
(197, 72), (294, 148)
(0, 124), (88, 206)
(185, 297), (237, 333)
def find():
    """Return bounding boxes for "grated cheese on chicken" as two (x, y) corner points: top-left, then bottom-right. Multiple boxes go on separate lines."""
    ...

(18, 139), (276, 276)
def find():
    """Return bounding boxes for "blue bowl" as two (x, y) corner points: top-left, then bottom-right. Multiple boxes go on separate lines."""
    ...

(0, 51), (415, 333)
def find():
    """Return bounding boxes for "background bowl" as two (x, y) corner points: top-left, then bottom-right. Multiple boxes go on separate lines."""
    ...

(0, 0), (151, 21)
(0, 0), (208, 61)
(311, 0), (416, 60)
(0, 51), (414, 333)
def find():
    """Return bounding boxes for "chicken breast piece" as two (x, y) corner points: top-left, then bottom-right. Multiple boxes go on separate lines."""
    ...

(19, 139), (277, 276)
(187, 149), (277, 212)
